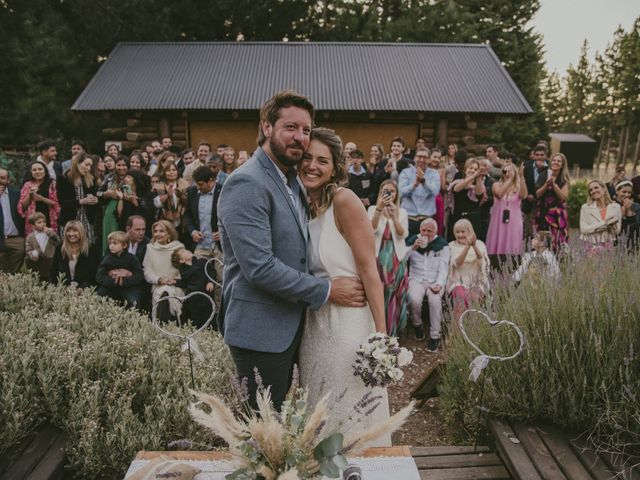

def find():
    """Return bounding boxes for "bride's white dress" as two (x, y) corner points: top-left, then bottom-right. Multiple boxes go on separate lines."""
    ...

(299, 202), (391, 447)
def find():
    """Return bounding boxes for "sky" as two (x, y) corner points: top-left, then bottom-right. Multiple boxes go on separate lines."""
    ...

(530, 0), (638, 74)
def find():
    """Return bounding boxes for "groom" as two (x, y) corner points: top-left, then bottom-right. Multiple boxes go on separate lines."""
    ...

(218, 91), (366, 409)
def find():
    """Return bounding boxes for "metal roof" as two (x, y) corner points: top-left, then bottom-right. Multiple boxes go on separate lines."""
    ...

(550, 133), (596, 143)
(72, 42), (532, 114)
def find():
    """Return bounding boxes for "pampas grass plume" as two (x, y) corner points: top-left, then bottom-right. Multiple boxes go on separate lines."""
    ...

(188, 390), (246, 448)
(343, 401), (415, 455)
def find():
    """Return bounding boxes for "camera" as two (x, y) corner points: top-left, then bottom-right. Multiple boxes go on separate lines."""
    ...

(502, 209), (510, 224)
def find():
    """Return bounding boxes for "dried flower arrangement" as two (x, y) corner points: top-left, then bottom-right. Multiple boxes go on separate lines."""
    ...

(189, 368), (414, 480)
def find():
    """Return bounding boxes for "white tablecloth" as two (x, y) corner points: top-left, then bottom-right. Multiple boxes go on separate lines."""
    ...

(126, 455), (420, 480)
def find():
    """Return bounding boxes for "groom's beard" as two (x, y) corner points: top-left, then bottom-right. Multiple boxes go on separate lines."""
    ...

(268, 138), (304, 168)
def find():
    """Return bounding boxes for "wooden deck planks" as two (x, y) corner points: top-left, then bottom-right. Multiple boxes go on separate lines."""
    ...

(490, 418), (640, 480)
(419, 465), (511, 480)
(536, 425), (595, 480)
(567, 433), (617, 480)
(412, 446), (492, 456)
(414, 452), (502, 469)
(489, 417), (542, 480)
(0, 425), (63, 480)
(511, 421), (568, 480)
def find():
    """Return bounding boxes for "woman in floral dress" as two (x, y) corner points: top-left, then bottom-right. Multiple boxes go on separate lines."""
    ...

(368, 179), (409, 336)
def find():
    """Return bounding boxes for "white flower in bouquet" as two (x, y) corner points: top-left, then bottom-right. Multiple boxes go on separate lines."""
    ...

(353, 333), (414, 388)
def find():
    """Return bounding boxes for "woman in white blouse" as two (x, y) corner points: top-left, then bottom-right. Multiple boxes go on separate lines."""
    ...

(579, 179), (621, 249)
(447, 219), (490, 328)
(368, 179), (409, 335)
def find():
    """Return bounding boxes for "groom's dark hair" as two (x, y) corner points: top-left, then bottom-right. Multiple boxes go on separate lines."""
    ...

(257, 90), (315, 146)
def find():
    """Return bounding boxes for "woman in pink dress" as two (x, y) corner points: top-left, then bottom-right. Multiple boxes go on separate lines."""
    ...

(485, 163), (527, 267)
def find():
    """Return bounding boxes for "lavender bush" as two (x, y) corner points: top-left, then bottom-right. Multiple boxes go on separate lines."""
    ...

(0, 273), (234, 478)
(440, 242), (640, 460)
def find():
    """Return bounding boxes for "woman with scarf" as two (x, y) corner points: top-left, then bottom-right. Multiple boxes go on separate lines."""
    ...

(18, 160), (60, 235)
(143, 220), (185, 321)
(57, 153), (100, 245)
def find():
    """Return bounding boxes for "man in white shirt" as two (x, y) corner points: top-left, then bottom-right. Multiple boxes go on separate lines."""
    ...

(406, 218), (450, 352)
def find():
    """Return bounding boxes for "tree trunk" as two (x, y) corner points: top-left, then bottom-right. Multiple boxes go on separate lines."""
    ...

(622, 124), (631, 164)
(596, 128), (606, 168)
(632, 128), (640, 171)
(617, 127), (625, 164)
(604, 126), (613, 169)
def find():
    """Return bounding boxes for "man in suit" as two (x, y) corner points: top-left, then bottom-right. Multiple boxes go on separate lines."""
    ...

(0, 168), (26, 273)
(522, 145), (548, 239)
(183, 166), (224, 307)
(218, 90), (365, 409)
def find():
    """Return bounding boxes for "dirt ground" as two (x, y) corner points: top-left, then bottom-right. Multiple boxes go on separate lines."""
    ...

(388, 335), (456, 447)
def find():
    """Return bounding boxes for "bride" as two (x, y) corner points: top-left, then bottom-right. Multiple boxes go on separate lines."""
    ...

(298, 127), (391, 446)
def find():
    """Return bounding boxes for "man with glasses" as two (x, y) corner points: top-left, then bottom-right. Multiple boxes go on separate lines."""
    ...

(399, 147), (440, 237)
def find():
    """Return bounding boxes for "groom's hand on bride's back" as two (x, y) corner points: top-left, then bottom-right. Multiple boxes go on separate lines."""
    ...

(329, 277), (366, 307)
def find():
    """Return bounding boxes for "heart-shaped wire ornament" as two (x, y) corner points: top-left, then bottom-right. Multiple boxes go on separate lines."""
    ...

(204, 257), (224, 287)
(458, 309), (525, 382)
(150, 291), (217, 390)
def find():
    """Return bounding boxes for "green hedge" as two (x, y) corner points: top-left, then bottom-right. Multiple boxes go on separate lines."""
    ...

(439, 246), (640, 459)
(0, 273), (234, 478)
(567, 180), (588, 228)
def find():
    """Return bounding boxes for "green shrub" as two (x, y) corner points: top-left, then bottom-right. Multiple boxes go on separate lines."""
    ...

(567, 180), (588, 228)
(0, 273), (234, 478)
(440, 245), (640, 459)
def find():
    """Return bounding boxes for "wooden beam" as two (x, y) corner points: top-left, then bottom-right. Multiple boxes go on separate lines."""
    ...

(159, 117), (171, 139)
(437, 118), (448, 147)
(535, 425), (592, 480)
(411, 446), (491, 456)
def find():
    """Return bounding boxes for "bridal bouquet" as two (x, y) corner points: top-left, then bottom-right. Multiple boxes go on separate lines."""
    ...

(189, 369), (413, 480)
(353, 333), (414, 388)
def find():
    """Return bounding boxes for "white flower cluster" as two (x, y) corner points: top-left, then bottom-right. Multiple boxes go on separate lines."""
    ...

(353, 333), (414, 388)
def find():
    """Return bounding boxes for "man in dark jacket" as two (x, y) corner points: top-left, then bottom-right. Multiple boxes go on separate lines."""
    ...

(347, 150), (373, 208)
(183, 166), (223, 306)
(522, 145), (548, 239)
(0, 168), (25, 273)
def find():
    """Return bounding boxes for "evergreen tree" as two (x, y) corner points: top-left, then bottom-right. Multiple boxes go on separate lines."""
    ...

(540, 70), (567, 133)
(563, 40), (594, 133)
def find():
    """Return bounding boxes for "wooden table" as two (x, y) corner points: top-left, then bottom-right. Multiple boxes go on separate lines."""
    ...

(135, 445), (512, 480)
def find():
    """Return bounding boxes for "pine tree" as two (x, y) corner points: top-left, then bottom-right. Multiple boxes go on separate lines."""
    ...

(540, 70), (567, 133)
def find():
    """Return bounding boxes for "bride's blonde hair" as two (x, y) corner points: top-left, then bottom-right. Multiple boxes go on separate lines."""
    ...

(308, 128), (348, 216)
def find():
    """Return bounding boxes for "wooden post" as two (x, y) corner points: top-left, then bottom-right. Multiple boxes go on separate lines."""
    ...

(436, 118), (448, 147)
(159, 116), (171, 140)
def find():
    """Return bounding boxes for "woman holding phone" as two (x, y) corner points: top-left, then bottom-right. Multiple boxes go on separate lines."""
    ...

(368, 179), (409, 336)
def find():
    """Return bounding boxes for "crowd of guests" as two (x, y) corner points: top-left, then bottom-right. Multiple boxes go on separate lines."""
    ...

(1, 136), (639, 351)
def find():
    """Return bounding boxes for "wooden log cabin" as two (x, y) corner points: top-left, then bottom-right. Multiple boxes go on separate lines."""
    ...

(72, 42), (532, 154)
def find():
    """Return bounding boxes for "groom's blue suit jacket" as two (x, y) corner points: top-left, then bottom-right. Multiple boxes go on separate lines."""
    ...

(217, 147), (330, 353)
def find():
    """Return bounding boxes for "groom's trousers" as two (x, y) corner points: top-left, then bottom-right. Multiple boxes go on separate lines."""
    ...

(228, 317), (304, 411)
